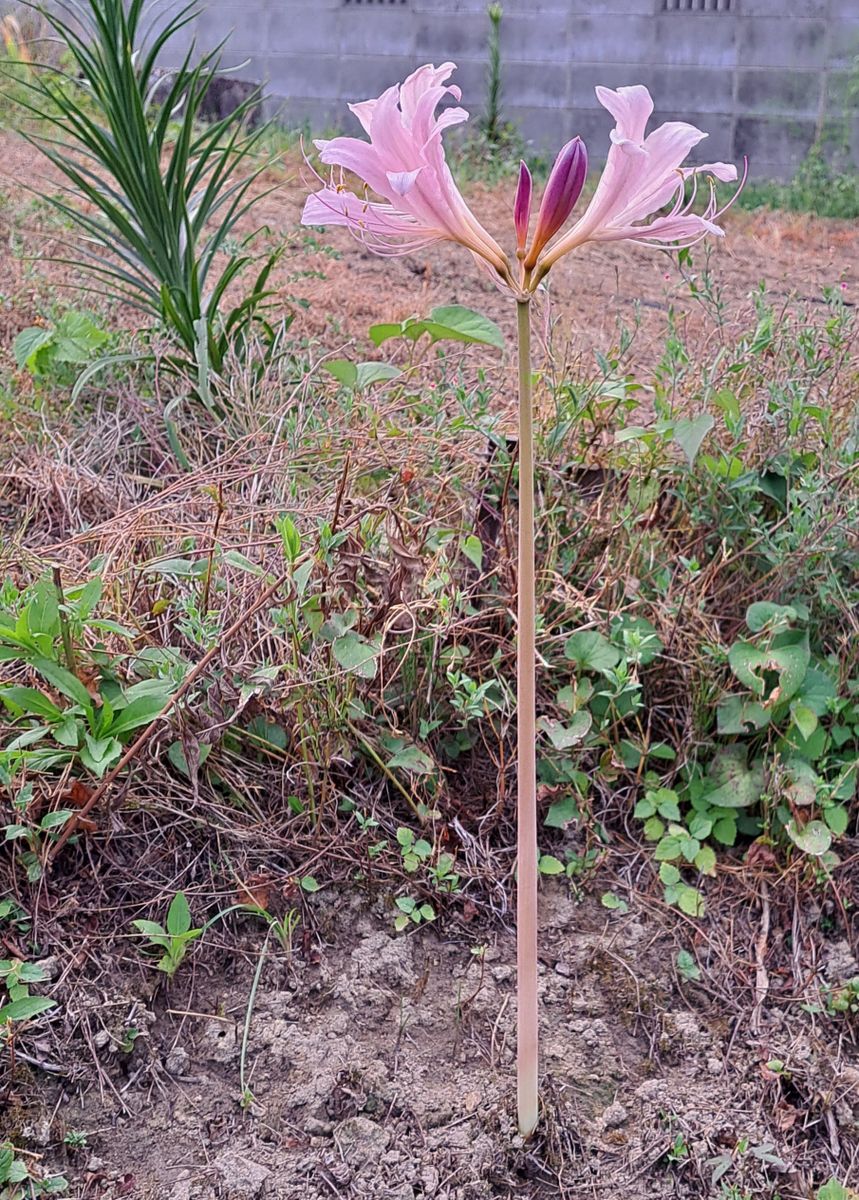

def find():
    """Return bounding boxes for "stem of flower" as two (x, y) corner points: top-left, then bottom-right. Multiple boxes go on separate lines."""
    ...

(515, 297), (539, 1138)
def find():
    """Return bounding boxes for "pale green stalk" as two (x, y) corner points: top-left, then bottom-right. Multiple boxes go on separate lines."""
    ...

(515, 297), (539, 1137)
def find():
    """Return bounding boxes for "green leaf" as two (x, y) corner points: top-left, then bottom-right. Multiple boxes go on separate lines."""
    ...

(676, 949), (701, 982)
(746, 601), (801, 633)
(325, 360), (401, 390)
(368, 322), (405, 347)
(31, 656), (94, 710)
(673, 412), (714, 466)
(14, 326), (54, 371)
(544, 794), (580, 829)
(823, 805), (849, 836)
(300, 876), (320, 893)
(712, 388), (739, 422)
(39, 809), (74, 831)
(332, 632), (380, 679)
(694, 845), (717, 876)
(166, 892), (191, 937)
(643, 816), (665, 841)
(538, 854), (565, 875)
(677, 885), (705, 917)
(705, 749), (765, 809)
(652, 788), (681, 821)
(52, 310), (109, 363)
(538, 712), (592, 750)
(0, 687), (64, 721)
(659, 862), (681, 885)
(790, 703), (818, 743)
(786, 818), (831, 857)
(426, 305), (505, 349)
(564, 630), (620, 674)
(711, 816), (737, 846)
(460, 535), (483, 571)
(387, 743), (434, 775)
(0, 995), (56, 1023)
(600, 891), (628, 913)
(108, 693), (171, 737)
(717, 695), (770, 735)
(654, 835), (682, 862)
(167, 741), (212, 779)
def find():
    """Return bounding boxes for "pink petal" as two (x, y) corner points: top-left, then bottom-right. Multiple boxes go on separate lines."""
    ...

(684, 161), (738, 183)
(595, 84), (653, 143)
(387, 168), (422, 196)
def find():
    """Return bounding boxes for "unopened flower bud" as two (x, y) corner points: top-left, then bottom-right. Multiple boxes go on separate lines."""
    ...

(514, 160), (532, 254)
(525, 137), (587, 269)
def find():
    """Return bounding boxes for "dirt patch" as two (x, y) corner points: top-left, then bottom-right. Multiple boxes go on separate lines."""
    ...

(8, 889), (854, 1200)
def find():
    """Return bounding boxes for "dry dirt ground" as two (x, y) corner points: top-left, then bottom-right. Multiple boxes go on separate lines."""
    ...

(1, 132), (859, 1200)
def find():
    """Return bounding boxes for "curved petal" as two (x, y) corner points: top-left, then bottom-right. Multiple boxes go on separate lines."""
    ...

(595, 84), (653, 142)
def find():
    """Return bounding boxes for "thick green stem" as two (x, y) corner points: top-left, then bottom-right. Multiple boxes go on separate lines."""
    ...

(515, 297), (539, 1137)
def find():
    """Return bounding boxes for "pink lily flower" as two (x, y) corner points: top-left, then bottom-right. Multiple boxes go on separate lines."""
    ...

(301, 62), (511, 282)
(533, 84), (742, 281)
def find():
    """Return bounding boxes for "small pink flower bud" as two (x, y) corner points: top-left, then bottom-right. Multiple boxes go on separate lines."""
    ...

(514, 160), (532, 253)
(525, 136), (587, 269)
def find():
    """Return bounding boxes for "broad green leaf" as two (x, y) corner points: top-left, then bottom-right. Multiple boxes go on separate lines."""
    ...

(387, 743), (434, 775)
(368, 322), (406, 347)
(426, 305), (505, 349)
(823, 805), (849, 836)
(538, 712), (592, 750)
(300, 875), (320, 892)
(221, 550), (265, 576)
(14, 326), (54, 370)
(39, 809), (74, 831)
(694, 845), (717, 876)
(677, 885), (705, 917)
(52, 310), (109, 363)
(712, 388), (739, 422)
(746, 601), (801, 633)
(143, 558), (198, 577)
(0, 687), (64, 721)
(108, 693), (170, 736)
(564, 630), (620, 674)
(786, 818), (831, 857)
(132, 919), (168, 941)
(659, 862), (681, 885)
(538, 854), (565, 875)
(705, 749), (765, 809)
(784, 759), (819, 807)
(673, 412), (714, 466)
(544, 794), (580, 829)
(717, 695), (770, 735)
(676, 949), (701, 981)
(166, 891), (191, 936)
(332, 632), (380, 680)
(324, 360), (401, 390)
(0, 995), (56, 1023)
(460, 535), (483, 571)
(31, 655), (94, 710)
(727, 632), (810, 703)
(600, 891), (628, 913)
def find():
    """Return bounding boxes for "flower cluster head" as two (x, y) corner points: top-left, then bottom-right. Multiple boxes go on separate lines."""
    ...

(302, 64), (744, 297)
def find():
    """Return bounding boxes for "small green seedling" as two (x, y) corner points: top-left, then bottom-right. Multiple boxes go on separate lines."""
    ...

(0, 959), (56, 1035)
(0, 1141), (67, 1197)
(393, 896), (436, 933)
(396, 826), (432, 873)
(132, 891), (202, 978)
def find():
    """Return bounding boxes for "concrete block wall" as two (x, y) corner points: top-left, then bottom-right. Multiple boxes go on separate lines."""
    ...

(172, 0), (859, 179)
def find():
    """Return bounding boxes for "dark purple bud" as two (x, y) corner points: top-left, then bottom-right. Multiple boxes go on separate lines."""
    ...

(514, 160), (532, 252)
(526, 137), (587, 267)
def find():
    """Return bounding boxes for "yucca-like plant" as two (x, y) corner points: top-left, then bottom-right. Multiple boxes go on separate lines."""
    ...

(18, 0), (280, 383)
